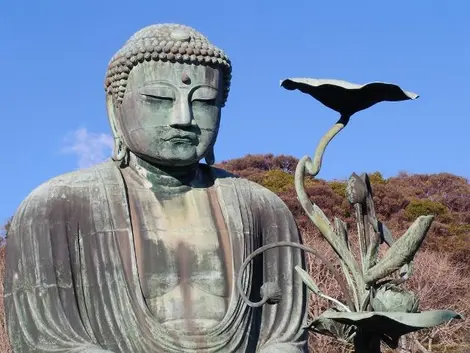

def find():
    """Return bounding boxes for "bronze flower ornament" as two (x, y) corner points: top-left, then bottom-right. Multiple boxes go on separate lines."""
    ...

(237, 78), (462, 353)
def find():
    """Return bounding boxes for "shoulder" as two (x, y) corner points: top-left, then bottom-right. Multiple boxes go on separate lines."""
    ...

(209, 165), (291, 211)
(27, 160), (117, 197)
(6, 161), (123, 249)
(13, 161), (119, 220)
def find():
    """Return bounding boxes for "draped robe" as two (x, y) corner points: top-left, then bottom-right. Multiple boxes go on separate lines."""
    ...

(4, 161), (308, 352)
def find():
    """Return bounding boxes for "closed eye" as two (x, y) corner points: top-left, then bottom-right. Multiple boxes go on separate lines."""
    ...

(141, 94), (174, 102)
(193, 98), (217, 106)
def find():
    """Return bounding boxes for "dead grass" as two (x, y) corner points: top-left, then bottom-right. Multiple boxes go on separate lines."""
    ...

(302, 232), (470, 353)
(0, 247), (11, 353)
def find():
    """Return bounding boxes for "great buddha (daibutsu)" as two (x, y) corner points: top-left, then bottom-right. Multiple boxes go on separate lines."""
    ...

(4, 23), (309, 353)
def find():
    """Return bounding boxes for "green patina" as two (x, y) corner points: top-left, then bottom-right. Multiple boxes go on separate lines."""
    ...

(3, 24), (308, 353)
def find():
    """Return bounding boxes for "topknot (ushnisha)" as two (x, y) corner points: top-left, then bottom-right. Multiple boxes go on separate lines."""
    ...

(105, 23), (232, 106)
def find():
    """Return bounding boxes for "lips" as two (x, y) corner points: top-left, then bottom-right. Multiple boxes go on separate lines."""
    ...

(168, 137), (193, 143)
(163, 134), (197, 144)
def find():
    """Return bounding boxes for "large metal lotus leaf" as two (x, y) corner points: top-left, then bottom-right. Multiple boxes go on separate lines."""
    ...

(320, 310), (462, 347)
(280, 78), (419, 116)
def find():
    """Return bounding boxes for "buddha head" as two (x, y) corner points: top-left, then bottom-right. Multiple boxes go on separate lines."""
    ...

(104, 24), (232, 167)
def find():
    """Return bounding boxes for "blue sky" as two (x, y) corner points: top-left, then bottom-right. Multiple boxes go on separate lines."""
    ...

(1, 1), (469, 224)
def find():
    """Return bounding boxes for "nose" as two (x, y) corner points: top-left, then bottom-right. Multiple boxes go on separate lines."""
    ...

(170, 98), (193, 127)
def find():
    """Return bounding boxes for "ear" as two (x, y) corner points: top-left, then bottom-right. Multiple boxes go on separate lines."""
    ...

(106, 92), (128, 162)
(204, 145), (215, 165)
(204, 113), (221, 166)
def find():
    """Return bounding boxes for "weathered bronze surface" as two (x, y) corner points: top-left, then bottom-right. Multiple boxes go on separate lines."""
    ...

(3, 24), (308, 353)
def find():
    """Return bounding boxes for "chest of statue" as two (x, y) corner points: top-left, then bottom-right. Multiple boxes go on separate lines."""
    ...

(127, 181), (232, 331)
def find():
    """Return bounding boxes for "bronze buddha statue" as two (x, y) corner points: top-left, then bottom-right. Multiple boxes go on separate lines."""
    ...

(4, 24), (308, 353)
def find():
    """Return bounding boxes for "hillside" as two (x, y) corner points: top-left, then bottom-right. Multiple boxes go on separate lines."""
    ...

(218, 154), (470, 262)
(0, 154), (469, 353)
(218, 154), (470, 352)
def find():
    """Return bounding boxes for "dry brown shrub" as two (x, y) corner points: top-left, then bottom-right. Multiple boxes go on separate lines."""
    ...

(0, 247), (11, 353)
(301, 228), (470, 352)
(216, 153), (299, 174)
(302, 233), (353, 352)
(406, 250), (470, 351)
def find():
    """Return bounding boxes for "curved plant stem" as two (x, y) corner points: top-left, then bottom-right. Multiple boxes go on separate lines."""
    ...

(236, 241), (355, 311)
(336, 218), (360, 310)
(294, 114), (366, 299)
(305, 115), (351, 176)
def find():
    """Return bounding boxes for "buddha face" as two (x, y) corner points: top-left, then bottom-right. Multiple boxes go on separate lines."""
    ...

(114, 61), (223, 167)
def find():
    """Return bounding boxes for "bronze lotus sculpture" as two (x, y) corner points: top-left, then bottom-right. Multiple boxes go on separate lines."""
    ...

(237, 79), (462, 352)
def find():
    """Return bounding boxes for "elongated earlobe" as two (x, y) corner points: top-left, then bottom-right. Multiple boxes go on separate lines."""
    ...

(113, 136), (126, 160)
(205, 146), (215, 165)
(106, 92), (129, 167)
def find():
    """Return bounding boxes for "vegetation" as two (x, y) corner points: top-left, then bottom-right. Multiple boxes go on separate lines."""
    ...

(218, 154), (470, 353)
(0, 218), (11, 242)
(0, 154), (469, 352)
(260, 170), (295, 193)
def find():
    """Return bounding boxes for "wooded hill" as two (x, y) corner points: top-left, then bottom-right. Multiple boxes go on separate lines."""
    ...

(218, 154), (470, 262)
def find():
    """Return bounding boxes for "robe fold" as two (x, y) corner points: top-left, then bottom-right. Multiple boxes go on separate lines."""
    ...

(4, 161), (308, 353)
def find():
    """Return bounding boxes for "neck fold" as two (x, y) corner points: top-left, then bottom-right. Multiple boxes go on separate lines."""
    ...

(127, 153), (203, 194)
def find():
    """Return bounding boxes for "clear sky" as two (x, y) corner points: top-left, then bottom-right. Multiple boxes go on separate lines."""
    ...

(1, 1), (469, 224)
